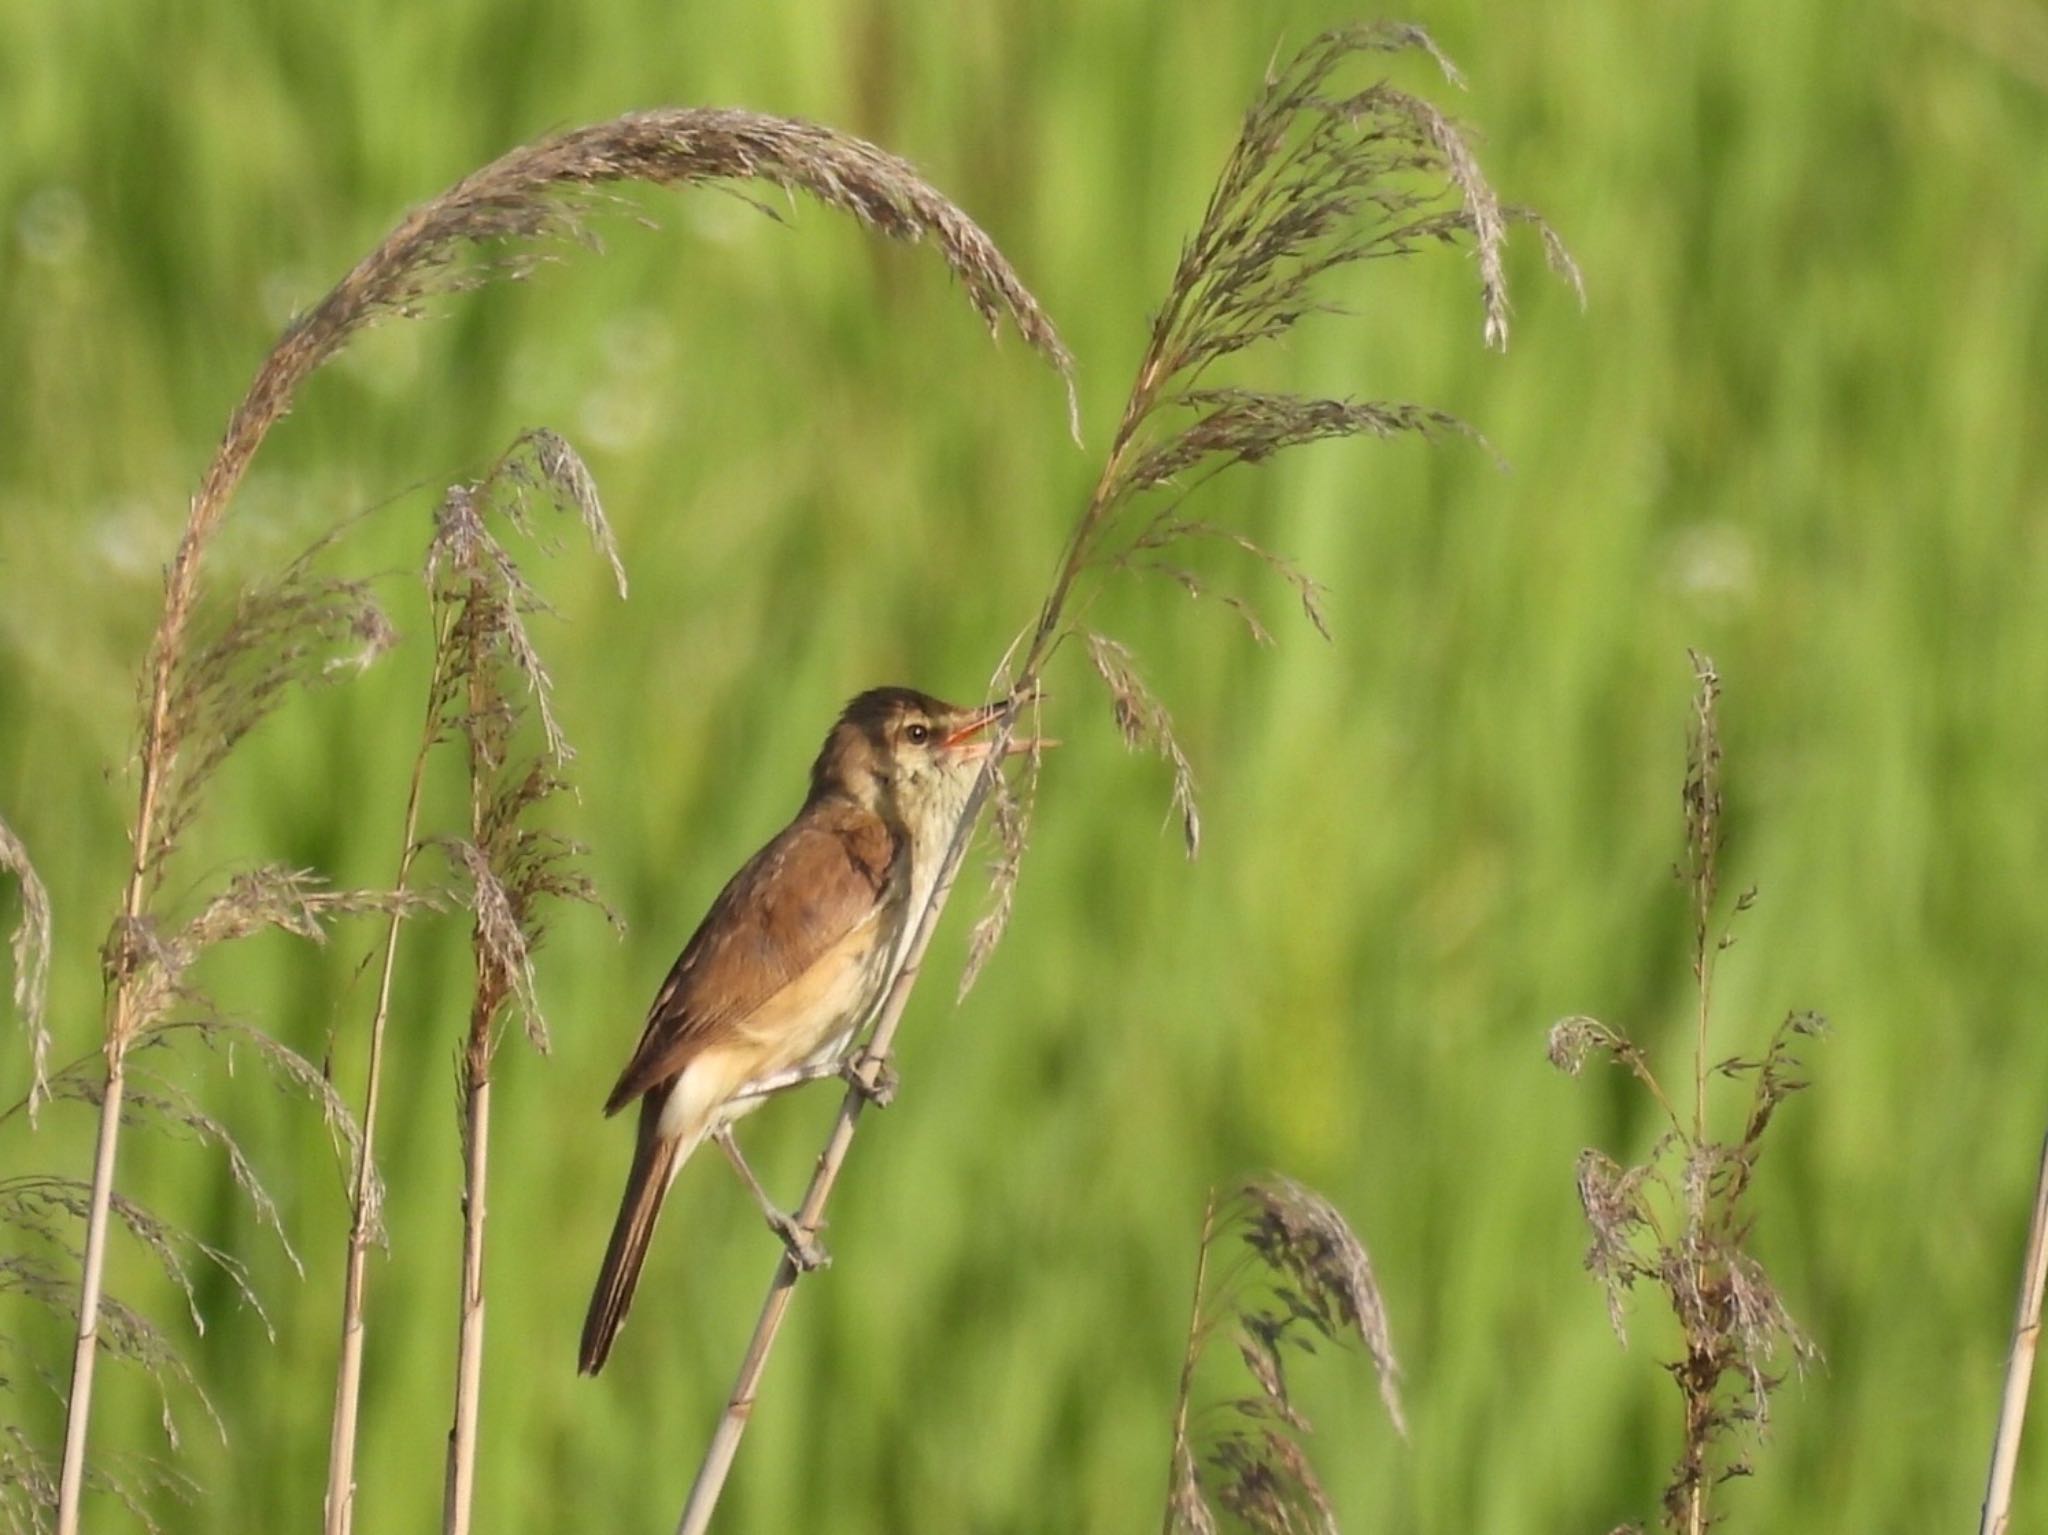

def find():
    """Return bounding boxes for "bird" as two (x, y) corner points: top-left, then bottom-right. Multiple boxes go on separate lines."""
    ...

(578, 685), (1038, 1375)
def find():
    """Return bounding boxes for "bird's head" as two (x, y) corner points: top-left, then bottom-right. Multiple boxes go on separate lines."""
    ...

(809, 686), (1036, 842)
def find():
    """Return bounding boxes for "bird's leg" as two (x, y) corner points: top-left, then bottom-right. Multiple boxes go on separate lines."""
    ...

(711, 1125), (828, 1271)
(840, 1050), (898, 1109)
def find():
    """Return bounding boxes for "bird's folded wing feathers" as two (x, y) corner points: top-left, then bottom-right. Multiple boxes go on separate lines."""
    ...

(602, 806), (899, 1113)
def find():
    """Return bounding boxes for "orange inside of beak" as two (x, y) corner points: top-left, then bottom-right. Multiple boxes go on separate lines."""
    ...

(941, 705), (1055, 755)
(940, 706), (1006, 750)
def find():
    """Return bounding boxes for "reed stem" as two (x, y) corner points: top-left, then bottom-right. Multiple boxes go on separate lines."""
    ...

(1980, 1130), (2048, 1535)
(324, 640), (446, 1535)
(442, 1041), (493, 1535)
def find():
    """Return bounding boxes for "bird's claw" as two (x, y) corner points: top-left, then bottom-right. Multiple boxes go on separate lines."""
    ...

(766, 1210), (830, 1272)
(843, 1053), (898, 1108)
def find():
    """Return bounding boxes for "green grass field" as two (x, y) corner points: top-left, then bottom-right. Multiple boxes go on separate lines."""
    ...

(4, 0), (2047, 1529)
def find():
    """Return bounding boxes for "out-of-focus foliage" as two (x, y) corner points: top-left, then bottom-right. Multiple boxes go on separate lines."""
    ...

(1, 0), (2043, 1530)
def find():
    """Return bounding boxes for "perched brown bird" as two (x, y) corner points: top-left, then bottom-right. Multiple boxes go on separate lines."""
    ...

(578, 686), (1034, 1374)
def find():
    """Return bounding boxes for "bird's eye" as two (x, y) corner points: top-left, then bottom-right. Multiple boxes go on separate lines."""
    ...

(905, 722), (930, 745)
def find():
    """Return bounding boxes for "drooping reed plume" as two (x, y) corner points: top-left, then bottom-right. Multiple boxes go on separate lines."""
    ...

(1548, 653), (1822, 1533)
(1162, 1176), (1405, 1535)
(41, 97), (1075, 1533)
(965, 18), (1581, 976)
(425, 433), (624, 1535)
(679, 24), (1577, 1531)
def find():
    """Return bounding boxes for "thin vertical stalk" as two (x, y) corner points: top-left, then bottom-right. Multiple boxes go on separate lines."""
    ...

(1686, 655), (1720, 1151)
(443, 574), (498, 1535)
(1684, 654), (1720, 1535)
(57, 510), (198, 1535)
(53, 1051), (127, 1534)
(1980, 1130), (2048, 1535)
(325, 637), (449, 1535)
(1692, 986), (1710, 1149)
(1159, 1189), (1218, 1535)
(1690, 822), (1713, 1149)
(443, 1024), (492, 1535)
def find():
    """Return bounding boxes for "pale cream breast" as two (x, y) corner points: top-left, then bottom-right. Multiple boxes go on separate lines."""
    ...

(731, 908), (895, 1074)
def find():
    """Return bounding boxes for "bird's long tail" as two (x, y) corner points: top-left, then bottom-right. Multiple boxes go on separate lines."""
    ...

(579, 1091), (700, 1375)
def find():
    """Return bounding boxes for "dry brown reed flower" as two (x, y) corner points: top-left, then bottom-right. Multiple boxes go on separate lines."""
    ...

(325, 431), (616, 1534)
(8, 862), (399, 1197)
(184, 108), (1076, 636)
(1549, 653), (1822, 1534)
(429, 431), (623, 1037)
(0, 1413), (59, 1535)
(14, 1020), (360, 1278)
(150, 545), (397, 882)
(966, 20), (1579, 965)
(0, 819), (51, 1123)
(423, 433), (622, 1535)
(1163, 1176), (1405, 1535)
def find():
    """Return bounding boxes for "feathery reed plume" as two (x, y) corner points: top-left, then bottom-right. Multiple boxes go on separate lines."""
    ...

(1, 1164), (224, 1535)
(679, 25), (1571, 1530)
(1548, 653), (1822, 1533)
(1978, 1130), (2048, 1535)
(965, 18), (1580, 960)
(0, 1405), (58, 1535)
(193, 108), (1077, 579)
(425, 434), (623, 1535)
(6, 892), (388, 1531)
(2, 1004), (367, 1530)
(0, 1365), (194, 1535)
(324, 430), (617, 1535)
(53, 89), (1070, 1530)
(0, 819), (51, 1124)
(57, 511), (403, 1533)
(1163, 1176), (1404, 1535)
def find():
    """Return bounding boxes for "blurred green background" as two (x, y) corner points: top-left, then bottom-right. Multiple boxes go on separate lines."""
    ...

(3, 0), (2046, 1529)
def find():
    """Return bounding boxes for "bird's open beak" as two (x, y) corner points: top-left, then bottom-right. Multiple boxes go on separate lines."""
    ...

(941, 703), (1055, 758)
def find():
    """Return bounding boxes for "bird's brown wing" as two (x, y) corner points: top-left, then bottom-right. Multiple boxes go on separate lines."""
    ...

(602, 801), (900, 1115)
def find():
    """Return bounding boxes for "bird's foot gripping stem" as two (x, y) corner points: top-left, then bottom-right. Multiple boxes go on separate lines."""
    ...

(765, 1209), (831, 1273)
(842, 1051), (898, 1109)
(714, 1125), (830, 1271)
